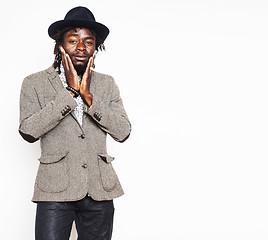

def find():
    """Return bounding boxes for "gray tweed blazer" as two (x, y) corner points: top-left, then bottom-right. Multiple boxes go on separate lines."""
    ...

(19, 66), (131, 202)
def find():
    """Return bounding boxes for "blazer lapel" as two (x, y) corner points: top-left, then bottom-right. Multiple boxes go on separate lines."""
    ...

(47, 66), (64, 92)
(46, 66), (78, 122)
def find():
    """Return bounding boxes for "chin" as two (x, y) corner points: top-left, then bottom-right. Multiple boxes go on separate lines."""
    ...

(74, 64), (87, 75)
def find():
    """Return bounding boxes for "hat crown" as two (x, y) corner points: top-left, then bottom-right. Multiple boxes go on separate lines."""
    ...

(48, 6), (109, 41)
(64, 6), (96, 22)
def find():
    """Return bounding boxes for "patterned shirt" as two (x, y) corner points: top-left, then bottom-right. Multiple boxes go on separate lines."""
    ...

(58, 64), (84, 126)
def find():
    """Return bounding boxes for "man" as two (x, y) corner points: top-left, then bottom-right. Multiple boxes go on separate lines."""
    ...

(19, 6), (131, 240)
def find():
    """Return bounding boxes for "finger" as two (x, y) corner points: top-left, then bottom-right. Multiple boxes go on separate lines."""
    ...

(86, 51), (96, 71)
(65, 53), (75, 72)
(81, 56), (93, 89)
(92, 50), (97, 61)
(81, 50), (97, 88)
(61, 49), (69, 72)
(91, 50), (97, 69)
(84, 56), (93, 79)
(89, 55), (94, 69)
(59, 45), (65, 54)
(60, 46), (74, 74)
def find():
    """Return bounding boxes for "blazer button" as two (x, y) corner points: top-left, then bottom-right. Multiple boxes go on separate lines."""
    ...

(82, 164), (88, 169)
(93, 112), (102, 121)
(80, 134), (85, 139)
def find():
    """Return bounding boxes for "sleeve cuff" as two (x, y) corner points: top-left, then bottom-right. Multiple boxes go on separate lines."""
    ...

(55, 88), (78, 118)
(83, 96), (103, 122)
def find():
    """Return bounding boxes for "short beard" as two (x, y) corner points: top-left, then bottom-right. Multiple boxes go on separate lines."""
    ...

(74, 64), (87, 76)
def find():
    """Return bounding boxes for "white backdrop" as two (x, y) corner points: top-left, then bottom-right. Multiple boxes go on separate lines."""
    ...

(1, 0), (268, 239)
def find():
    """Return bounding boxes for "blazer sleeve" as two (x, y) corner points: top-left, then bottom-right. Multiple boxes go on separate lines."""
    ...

(19, 76), (77, 143)
(83, 78), (131, 143)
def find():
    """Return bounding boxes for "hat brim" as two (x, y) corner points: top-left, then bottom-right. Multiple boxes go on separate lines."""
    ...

(48, 19), (109, 42)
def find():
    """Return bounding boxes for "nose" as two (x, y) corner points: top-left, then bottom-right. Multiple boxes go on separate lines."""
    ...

(76, 41), (86, 52)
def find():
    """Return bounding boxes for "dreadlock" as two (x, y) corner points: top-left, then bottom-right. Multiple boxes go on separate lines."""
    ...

(52, 27), (105, 73)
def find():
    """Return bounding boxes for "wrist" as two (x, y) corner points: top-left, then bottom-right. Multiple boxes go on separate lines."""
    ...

(66, 86), (80, 98)
(67, 90), (75, 97)
(81, 92), (93, 106)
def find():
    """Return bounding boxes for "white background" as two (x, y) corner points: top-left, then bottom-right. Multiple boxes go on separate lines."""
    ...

(1, 0), (268, 239)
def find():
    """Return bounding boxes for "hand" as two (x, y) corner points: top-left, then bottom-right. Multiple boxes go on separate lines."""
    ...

(80, 50), (97, 106)
(59, 46), (80, 91)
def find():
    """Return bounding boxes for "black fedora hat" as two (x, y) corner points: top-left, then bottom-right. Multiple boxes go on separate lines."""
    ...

(48, 6), (109, 42)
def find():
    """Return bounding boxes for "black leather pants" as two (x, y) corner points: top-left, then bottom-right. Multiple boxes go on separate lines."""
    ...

(35, 196), (114, 240)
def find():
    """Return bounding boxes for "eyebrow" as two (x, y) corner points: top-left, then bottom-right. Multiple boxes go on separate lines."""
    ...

(67, 33), (95, 40)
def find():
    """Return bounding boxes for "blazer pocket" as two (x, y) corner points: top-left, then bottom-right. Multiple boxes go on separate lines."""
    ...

(36, 151), (69, 193)
(98, 153), (117, 192)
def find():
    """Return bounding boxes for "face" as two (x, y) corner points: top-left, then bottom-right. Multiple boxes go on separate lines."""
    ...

(61, 28), (96, 74)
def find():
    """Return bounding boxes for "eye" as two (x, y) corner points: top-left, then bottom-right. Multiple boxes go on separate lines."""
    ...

(85, 41), (93, 45)
(69, 40), (77, 44)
